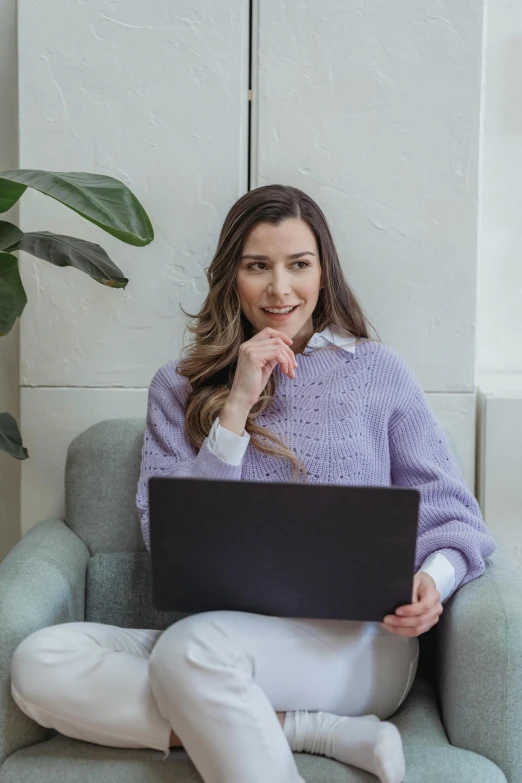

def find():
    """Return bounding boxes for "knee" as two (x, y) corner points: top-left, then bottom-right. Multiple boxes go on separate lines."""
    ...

(11, 623), (82, 709)
(149, 611), (251, 691)
(11, 627), (53, 709)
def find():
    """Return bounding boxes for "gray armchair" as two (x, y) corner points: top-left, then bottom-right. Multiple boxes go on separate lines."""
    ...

(0, 419), (520, 783)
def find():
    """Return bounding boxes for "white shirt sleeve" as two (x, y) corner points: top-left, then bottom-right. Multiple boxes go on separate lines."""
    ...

(418, 552), (456, 603)
(206, 416), (250, 466)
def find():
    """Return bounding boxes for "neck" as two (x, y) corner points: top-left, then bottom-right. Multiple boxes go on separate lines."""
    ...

(290, 316), (315, 354)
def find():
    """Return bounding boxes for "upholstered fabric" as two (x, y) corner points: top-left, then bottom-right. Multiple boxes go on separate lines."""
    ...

(1, 418), (520, 782)
(86, 552), (187, 630)
(437, 544), (522, 782)
(0, 519), (89, 764)
(65, 419), (147, 555)
(0, 676), (507, 783)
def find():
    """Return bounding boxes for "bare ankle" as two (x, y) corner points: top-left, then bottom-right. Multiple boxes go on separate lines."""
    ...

(169, 728), (182, 747)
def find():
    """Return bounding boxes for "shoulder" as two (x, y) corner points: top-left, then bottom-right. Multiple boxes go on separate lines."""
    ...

(356, 339), (423, 420)
(357, 339), (418, 383)
(148, 359), (191, 407)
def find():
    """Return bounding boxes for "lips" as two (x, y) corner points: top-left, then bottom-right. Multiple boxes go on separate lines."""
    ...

(261, 306), (299, 314)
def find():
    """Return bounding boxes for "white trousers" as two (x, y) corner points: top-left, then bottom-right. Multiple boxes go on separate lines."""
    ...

(10, 611), (419, 783)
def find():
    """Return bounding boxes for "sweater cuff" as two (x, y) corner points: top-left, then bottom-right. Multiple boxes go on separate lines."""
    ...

(206, 417), (250, 466)
(432, 547), (469, 599)
(419, 552), (456, 603)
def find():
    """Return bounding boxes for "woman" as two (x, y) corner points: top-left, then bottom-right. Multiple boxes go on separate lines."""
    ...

(10, 185), (496, 783)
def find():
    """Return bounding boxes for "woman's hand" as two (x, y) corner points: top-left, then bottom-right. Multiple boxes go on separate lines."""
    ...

(380, 572), (443, 637)
(228, 327), (298, 411)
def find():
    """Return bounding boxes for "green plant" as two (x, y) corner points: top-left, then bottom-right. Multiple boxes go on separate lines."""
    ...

(0, 169), (154, 459)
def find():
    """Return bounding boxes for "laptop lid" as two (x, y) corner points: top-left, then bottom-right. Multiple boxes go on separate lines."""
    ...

(149, 477), (420, 622)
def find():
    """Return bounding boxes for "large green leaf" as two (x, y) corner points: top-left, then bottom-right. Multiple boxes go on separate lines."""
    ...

(0, 252), (27, 336)
(0, 412), (28, 459)
(0, 170), (154, 247)
(13, 231), (128, 288)
(0, 220), (23, 251)
(0, 179), (26, 213)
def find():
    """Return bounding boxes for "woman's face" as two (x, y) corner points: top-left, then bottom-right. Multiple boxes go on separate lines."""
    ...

(236, 218), (322, 351)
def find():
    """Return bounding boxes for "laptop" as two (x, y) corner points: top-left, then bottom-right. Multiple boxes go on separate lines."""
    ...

(149, 477), (420, 622)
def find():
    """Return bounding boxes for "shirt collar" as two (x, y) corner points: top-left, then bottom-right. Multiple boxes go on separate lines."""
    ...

(303, 324), (358, 354)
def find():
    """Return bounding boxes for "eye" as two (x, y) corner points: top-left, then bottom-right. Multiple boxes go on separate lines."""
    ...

(245, 260), (311, 271)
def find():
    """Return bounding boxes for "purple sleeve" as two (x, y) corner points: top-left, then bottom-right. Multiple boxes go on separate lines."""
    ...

(388, 382), (496, 601)
(136, 367), (242, 551)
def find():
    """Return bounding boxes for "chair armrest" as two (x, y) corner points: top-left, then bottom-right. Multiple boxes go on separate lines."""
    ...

(0, 518), (89, 765)
(437, 544), (522, 781)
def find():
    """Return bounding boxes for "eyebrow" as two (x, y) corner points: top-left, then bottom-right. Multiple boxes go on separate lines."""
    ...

(240, 251), (316, 261)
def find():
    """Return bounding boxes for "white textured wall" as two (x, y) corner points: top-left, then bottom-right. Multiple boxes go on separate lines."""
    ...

(477, 385), (522, 568)
(18, 0), (249, 533)
(18, 0), (249, 388)
(16, 0), (488, 537)
(254, 0), (484, 394)
(476, 0), (522, 564)
(478, 0), (522, 375)
(0, 0), (21, 561)
(253, 0), (483, 491)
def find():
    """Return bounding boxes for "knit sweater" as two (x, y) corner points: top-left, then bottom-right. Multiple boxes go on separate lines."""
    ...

(136, 338), (496, 602)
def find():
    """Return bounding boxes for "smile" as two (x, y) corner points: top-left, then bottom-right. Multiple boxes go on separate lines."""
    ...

(261, 306), (299, 314)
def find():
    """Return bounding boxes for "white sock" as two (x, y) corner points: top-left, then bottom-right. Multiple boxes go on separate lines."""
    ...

(283, 710), (405, 783)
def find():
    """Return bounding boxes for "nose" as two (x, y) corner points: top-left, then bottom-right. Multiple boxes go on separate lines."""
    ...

(267, 268), (292, 299)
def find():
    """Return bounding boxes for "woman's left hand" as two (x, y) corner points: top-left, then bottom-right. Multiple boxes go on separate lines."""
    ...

(380, 572), (443, 637)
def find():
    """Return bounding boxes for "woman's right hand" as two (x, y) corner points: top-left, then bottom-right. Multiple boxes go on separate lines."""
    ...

(228, 327), (298, 411)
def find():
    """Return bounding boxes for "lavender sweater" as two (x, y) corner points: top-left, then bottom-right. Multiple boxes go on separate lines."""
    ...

(136, 338), (496, 602)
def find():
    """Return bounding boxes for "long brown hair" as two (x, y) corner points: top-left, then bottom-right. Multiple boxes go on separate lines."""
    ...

(177, 184), (381, 481)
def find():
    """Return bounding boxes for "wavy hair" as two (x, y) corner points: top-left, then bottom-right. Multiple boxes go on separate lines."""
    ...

(177, 184), (381, 481)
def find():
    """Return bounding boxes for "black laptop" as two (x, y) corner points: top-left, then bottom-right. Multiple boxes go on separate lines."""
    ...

(149, 477), (420, 622)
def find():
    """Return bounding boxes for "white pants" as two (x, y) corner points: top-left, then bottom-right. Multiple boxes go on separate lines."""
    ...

(10, 611), (419, 783)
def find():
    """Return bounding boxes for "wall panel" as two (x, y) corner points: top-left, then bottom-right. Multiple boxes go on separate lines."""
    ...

(18, 0), (249, 387)
(254, 0), (484, 393)
(17, 0), (250, 534)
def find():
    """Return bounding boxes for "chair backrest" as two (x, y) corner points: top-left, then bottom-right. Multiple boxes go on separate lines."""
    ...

(86, 551), (188, 629)
(66, 417), (439, 673)
(65, 418), (147, 554)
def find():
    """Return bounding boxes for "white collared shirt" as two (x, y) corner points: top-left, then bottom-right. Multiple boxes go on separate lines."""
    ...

(205, 325), (456, 602)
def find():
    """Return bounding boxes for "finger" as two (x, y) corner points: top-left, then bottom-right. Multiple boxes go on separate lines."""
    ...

(284, 345), (297, 371)
(271, 328), (293, 344)
(279, 348), (295, 378)
(253, 342), (296, 377)
(249, 339), (290, 364)
(383, 605), (441, 628)
(387, 603), (442, 625)
(411, 574), (421, 603)
(262, 343), (295, 377)
(260, 357), (278, 377)
(257, 337), (297, 364)
(260, 327), (293, 344)
(267, 347), (290, 377)
(382, 610), (440, 633)
(393, 594), (441, 617)
(380, 621), (433, 637)
(251, 337), (294, 357)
